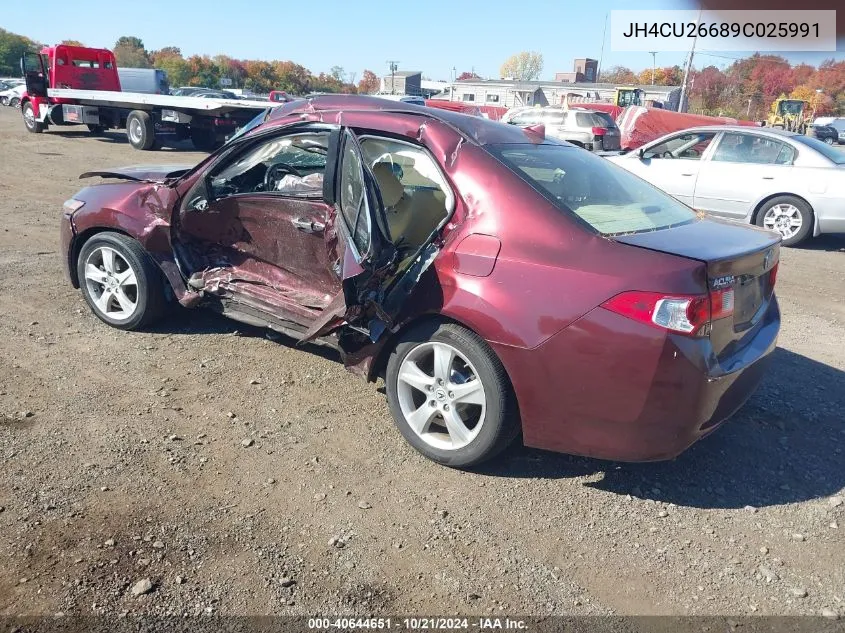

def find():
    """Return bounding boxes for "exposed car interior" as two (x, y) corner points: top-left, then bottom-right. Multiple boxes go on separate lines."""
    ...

(209, 132), (330, 198)
(360, 137), (452, 255)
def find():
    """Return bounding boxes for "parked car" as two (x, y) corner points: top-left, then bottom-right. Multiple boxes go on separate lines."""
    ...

(0, 83), (25, 107)
(117, 67), (170, 95)
(171, 86), (210, 96)
(607, 126), (845, 246)
(503, 106), (621, 151)
(808, 124), (839, 145)
(60, 95), (780, 467)
(826, 118), (845, 144)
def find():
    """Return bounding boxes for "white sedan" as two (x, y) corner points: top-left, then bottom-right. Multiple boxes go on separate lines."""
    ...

(608, 126), (845, 246)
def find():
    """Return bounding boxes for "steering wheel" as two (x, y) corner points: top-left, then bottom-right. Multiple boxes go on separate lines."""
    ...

(264, 163), (304, 191)
(661, 151), (675, 159)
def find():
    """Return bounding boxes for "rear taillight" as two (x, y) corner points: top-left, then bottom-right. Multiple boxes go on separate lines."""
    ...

(709, 287), (734, 321)
(602, 291), (710, 336)
(768, 262), (779, 288)
(591, 126), (607, 136)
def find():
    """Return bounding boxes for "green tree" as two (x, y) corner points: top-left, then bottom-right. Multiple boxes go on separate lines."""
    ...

(330, 65), (345, 82)
(113, 35), (150, 68)
(0, 28), (39, 76)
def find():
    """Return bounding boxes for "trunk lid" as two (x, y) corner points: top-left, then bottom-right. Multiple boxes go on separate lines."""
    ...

(614, 217), (780, 355)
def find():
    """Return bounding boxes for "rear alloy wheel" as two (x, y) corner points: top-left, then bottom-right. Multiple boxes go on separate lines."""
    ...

(126, 110), (155, 150)
(22, 102), (45, 133)
(77, 232), (166, 330)
(757, 196), (813, 247)
(823, 137), (834, 145)
(9, 96), (20, 108)
(386, 322), (519, 468)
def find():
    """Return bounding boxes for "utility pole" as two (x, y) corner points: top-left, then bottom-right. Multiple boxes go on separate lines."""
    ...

(679, 8), (702, 113)
(386, 60), (400, 94)
(597, 12), (608, 82)
(649, 52), (657, 85)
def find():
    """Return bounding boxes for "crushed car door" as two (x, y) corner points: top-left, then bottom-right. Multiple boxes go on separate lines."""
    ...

(299, 127), (406, 344)
(174, 125), (343, 324)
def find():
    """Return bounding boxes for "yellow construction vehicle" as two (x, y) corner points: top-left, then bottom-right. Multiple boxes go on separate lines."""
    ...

(614, 87), (644, 107)
(766, 96), (809, 133)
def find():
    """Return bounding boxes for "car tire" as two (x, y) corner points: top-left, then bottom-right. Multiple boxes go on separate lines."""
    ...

(823, 137), (834, 145)
(22, 102), (45, 133)
(10, 96), (20, 108)
(126, 110), (155, 150)
(756, 195), (813, 247)
(87, 124), (106, 135)
(0, 97), (8, 106)
(385, 321), (520, 468)
(76, 232), (167, 331)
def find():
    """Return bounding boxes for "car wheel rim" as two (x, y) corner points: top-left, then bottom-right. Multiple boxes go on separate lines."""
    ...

(23, 105), (34, 127)
(396, 341), (486, 451)
(83, 246), (139, 321)
(129, 119), (142, 143)
(763, 203), (802, 240)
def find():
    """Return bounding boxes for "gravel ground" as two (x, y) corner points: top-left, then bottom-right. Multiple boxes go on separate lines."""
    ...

(0, 107), (843, 618)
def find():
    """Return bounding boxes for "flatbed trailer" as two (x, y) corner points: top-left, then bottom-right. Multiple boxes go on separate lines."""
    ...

(20, 44), (274, 151)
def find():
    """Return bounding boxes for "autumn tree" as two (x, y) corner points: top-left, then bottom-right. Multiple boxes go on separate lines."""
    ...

(690, 65), (728, 114)
(273, 60), (310, 94)
(357, 69), (379, 94)
(599, 65), (637, 84)
(60, 39), (85, 47)
(456, 71), (480, 81)
(149, 46), (181, 65)
(500, 51), (543, 81)
(113, 35), (150, 68)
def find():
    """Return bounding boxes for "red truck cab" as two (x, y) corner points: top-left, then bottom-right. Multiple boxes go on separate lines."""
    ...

(22, 45), (120, 119)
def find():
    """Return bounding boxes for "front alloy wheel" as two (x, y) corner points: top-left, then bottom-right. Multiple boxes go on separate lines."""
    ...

(386, 322), (519, 467)
(77, 232), (167, 330)
(83, 246), (140, 322)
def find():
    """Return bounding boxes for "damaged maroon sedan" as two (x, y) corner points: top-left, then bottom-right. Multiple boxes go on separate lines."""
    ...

(60, 95), (781, 467)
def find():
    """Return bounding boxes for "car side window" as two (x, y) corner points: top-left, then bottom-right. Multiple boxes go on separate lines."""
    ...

(712, 133), (793, 165)
(209, 131), (329, 199)
(338, 131), (372, 259)
(643, 132), (715, 160)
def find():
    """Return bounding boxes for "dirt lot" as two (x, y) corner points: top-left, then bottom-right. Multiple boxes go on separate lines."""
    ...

(0, 106), (844, 618)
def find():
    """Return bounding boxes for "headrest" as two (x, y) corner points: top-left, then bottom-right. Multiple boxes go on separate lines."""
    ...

(372, 162), (404, 207)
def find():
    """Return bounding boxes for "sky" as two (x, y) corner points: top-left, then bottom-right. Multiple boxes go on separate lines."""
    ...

(3, 0), (842, 81)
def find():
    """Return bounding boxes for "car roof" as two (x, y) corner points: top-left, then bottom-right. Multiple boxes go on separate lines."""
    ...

(265, 94), (554, 146)
(674, 125), (799, 139)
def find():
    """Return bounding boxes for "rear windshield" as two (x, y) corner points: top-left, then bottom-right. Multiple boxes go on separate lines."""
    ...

(575, 112), (616, 128)
(792, 135), (845, 164)
(488, 143), (696, 235)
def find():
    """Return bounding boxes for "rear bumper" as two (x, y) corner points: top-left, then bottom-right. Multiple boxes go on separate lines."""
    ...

(495, 297), (779, 462)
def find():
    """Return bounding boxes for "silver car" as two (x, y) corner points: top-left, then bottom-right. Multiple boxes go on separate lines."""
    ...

(607, 126), (845, 246)
(504, 106), (621, 151)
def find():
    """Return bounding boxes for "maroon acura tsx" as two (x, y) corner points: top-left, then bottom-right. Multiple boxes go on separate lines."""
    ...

(60, 95), (780, 467)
